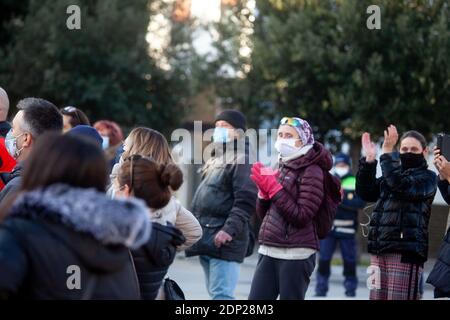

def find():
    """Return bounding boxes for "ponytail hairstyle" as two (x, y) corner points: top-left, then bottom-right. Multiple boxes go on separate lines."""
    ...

(117, 155), (183, 209)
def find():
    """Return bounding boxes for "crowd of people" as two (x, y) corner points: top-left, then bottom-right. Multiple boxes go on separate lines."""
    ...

(0, 86), (448, 300)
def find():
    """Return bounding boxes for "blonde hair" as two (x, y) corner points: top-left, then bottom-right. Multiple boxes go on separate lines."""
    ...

(122, 127), (174, 165)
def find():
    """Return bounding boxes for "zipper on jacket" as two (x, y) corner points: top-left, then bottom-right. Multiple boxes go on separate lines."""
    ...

(400, 209), (404, 240)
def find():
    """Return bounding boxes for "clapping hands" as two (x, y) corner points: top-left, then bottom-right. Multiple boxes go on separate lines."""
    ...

(361, 125), (399, 163)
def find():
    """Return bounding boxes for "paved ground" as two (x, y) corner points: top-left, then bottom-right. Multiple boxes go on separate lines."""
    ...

(168, 252), (435, 300)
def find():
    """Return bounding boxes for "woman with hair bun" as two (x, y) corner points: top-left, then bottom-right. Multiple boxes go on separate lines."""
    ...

(115, 155), (202, 300)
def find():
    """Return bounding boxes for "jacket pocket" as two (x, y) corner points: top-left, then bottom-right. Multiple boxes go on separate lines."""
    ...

(198, 216), (226, 249)
(199, 216), (226, 229)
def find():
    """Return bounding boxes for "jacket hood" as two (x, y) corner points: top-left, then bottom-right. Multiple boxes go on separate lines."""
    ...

(282, 142), (333, 171)
(9, 183), (151, 250)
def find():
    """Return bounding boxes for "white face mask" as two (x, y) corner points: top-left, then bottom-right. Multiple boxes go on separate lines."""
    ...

(274, 138), (300, 157)
(335, 167), (350, 178)
(5, 129), (25, 159)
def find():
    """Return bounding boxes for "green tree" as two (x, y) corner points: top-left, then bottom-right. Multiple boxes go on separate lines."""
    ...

(204, 0), (450, 158)
(0, 0), (29, 46)
(0, 0), (190, 135)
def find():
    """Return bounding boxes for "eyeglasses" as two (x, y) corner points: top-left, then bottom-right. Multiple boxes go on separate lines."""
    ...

(280, 117), (302, 127)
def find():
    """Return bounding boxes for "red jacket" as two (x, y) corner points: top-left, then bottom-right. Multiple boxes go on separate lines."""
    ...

(257, 142), (332, 250)
(0, 137), (17, 191)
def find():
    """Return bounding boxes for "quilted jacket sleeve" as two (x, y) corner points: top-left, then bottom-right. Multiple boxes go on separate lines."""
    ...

(271, 164), (324, 228)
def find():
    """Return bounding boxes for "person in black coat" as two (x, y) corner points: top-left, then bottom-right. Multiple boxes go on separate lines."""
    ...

(114, 155), (194, 300)
(356, 126), (437, 300)
(0, 133), (152, 300)
(0, 97), (63, 204)
(316, 153), (366, 297)
(426, 147), (450, 298)
(185, 110), (257, 300)
(132, 223), (185, 300)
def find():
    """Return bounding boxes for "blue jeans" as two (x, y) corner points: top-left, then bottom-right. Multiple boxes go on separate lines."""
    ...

(316, 235), (358, 296)
(199, 256), (240, 300)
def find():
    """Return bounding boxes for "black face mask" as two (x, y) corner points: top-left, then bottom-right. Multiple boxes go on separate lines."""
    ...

(400, 153), (426, 170)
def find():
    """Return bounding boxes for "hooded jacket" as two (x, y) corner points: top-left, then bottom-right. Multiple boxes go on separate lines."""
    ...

(185, 138), (257, 263)
(0, 184), (151, 300)
(257, 142), (332, 250)
(132, 223), (186, 300)
(426, 180), (450, 296)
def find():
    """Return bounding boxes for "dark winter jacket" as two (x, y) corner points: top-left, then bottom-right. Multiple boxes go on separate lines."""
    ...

(355, 152), (437, 264)
(437, 179), (450, 205)
(0, 163), (23, 203)
(330, 174), (366, 239)
(426, 180), (450, 296)
(185, 138), (257, 263)
(256, 142), (332, 250)
(132, 222), (186, 300)
(0, 121), (11, 138)
(0, 184), (151, 300)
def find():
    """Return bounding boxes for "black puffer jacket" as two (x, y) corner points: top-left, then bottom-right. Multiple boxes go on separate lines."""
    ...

(426, 180), (450, 297)
(185, 139), (257, 263)
(131, 223), (186, 300)
(355, 152), (437, 264)
(0, 184), (151, 300)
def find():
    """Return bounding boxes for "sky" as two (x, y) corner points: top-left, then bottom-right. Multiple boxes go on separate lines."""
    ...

(191, 0), (222, 23)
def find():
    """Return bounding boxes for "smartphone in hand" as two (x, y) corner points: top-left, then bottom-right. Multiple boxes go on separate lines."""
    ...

(437, 133), (450, 161)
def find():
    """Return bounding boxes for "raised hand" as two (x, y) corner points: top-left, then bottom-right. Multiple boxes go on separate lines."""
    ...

(362, 132), (377, 163)
(434, 147), (450, 182)
(251, 162), (269, 199)
(382, 125), (399, 154)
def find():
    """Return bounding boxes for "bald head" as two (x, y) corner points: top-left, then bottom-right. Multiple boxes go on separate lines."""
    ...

(0, 87), (10, 121)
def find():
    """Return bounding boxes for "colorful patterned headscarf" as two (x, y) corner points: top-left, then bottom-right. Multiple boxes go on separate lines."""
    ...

(280, 117), (315, 146)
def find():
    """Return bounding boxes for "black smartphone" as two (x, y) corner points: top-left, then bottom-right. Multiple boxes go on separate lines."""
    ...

(437, 133), (450, 161)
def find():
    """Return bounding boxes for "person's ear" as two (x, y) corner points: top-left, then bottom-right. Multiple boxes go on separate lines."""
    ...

(122, 184), (131, 197)
(295, 139), (303, 148)
(22, 132), (32, 148)
(116, 184), (131, 198)
(423, 147), (429, 158)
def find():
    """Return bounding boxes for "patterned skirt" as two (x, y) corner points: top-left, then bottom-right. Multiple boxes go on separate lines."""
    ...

(369, 253), (423, 300)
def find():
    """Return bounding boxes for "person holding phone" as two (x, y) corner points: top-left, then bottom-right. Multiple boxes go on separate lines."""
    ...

(356, 125), (437, 300)
(426, 147), (450, 298)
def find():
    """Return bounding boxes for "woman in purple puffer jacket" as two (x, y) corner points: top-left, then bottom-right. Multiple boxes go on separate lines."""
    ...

(248, 117), (333, 300)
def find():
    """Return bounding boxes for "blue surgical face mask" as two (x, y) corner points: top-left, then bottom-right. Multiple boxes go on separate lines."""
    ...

(101, 136), (110, 150)
(213, 127), (231, 143)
